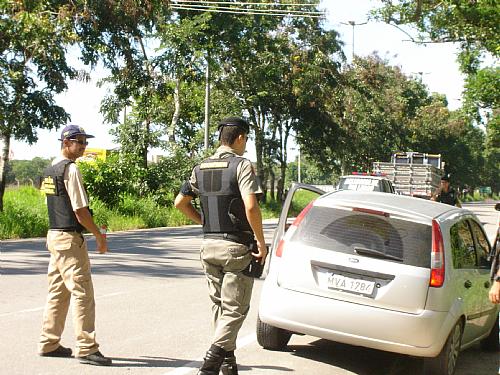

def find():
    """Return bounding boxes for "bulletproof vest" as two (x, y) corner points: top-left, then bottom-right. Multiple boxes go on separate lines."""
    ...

(41, 160), (85, 232)
(194, 155), (252, 234)
(437, 188), (457, 206)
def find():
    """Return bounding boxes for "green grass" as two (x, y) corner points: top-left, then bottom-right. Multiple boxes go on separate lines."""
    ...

(0, 186), (48, 239)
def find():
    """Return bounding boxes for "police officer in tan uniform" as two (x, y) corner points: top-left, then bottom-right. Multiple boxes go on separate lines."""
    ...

(38, 125), (112, 366)
(175, 117), (267, 375)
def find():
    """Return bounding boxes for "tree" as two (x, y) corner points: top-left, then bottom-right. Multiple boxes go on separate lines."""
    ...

(216, 5), (344, 201)
(6, 157), (52, 186)
(373, 0), (499, 68)
(372, 1), (498, 190)
(299, 55), (431, 175)
(0, 2), (79, 210)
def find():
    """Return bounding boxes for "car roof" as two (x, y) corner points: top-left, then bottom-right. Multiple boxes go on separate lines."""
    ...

(340, 174), (390, 181)
(317, 190), (465, 222)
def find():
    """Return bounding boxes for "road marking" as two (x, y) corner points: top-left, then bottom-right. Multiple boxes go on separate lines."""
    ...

(162, 333), (256, 375)
(0, 291), (126, 318)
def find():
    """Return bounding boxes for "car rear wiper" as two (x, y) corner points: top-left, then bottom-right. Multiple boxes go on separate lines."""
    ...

(353, 246), (403, 262)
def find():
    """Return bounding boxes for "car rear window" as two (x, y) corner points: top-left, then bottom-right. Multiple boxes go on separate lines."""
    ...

(291, 206), (432, 268)
(338, 177), (381, 192)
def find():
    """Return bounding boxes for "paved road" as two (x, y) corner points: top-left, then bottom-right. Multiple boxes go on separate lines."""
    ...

(1, 202), (498, 375)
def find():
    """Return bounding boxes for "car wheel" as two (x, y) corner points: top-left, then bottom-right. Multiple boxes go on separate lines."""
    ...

(424, 320), (463, 375)
(480, 314), (499, 352)
(256, 315), (291, 351)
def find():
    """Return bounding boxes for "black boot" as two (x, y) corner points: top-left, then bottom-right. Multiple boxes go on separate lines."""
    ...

(198, 344), (226, 375)
(220, 352), (238, 375)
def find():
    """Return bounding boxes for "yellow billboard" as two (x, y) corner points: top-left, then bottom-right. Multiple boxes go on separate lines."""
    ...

(79, 148), (107, 163)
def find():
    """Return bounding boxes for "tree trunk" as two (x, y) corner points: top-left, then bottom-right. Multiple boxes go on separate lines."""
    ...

(251, 109), (267, 203)
(269, 167), (275, 201)
(169, 77), (181, 144)
(0, 132), (11, 212)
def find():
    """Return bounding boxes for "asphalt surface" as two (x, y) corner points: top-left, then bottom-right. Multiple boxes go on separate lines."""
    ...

(0, 201), (499, 375)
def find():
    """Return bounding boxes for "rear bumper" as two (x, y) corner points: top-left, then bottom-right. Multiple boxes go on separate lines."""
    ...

(258, 282), (456, 357)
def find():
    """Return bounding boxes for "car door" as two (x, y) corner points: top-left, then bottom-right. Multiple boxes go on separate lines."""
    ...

(270, 183), (326, 255)
(468, 219), (497, 335)
(449, 219), (487, 343)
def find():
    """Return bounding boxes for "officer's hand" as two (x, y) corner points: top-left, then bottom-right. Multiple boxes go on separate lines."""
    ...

(253, 240), (268, 265)
(489, 282), (500, 304)
(96, 234), (108, 254)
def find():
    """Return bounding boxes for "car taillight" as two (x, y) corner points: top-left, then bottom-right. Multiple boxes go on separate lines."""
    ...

(275, 201), (314, 257)
(430, 219), (445, 287)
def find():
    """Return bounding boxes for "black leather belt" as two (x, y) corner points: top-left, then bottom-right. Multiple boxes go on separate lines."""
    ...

(50, 229), (83, 233)
(204, 232), (254, 246)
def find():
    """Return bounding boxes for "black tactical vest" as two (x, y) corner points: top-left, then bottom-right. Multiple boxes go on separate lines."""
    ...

(194, 155), (253, 234)
(41, 160), (85, 232)
(436, 188), (458, 206)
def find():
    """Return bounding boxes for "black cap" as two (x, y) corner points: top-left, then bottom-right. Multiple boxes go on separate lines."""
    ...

(217, 117), (250, 134)
(59, 124), (95, 140)
(441, 174), (450, 182)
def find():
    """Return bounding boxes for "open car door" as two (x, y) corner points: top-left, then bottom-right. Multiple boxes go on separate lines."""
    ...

(265, 183), (326, 277)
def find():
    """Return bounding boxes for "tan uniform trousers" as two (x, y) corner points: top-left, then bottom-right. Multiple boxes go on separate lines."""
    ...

(38, 231), (99, 357)
(201, 239), (254, 351)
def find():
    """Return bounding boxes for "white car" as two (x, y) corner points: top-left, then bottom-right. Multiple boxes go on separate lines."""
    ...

(337, 174), (396, 193)
(257, 184), (499, 375)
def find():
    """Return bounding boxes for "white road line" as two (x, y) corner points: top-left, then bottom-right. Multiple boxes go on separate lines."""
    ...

(162, 333), (257, 375)
(0, 291), (126, 318)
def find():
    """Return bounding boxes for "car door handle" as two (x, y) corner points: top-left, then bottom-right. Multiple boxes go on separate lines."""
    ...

(464, 280), (472, 289)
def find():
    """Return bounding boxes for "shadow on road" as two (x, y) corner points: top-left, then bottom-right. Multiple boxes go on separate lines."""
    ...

(108, 355), (196, 368)
(1, 223), (278, 279)
(288, 338), (499, 375)
(288, 339), (423, 375)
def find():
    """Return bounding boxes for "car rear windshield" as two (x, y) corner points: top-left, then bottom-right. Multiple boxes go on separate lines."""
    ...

(291, 206), (432, 268)
(338, 177), (380, 192)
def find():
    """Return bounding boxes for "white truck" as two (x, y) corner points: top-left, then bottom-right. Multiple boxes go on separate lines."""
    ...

(372, 152), (444, 199)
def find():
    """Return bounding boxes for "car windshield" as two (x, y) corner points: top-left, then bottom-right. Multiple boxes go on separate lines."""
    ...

(338, 177), (381, 192)
(291, 206), (432, 268)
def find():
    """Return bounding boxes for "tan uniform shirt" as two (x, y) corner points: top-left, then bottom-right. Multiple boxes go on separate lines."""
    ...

(52, 156), (89, 210)
(189, 145), (262, 197)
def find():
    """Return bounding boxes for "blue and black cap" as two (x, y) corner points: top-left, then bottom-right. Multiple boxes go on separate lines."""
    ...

(59, 124), (95, 141)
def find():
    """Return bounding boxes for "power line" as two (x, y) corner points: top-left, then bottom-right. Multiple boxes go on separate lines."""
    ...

(172, 4), (323, 16)
(171, 1), (325, 18)
(173, 0), (319, 7)
(171, 5), (324, 18)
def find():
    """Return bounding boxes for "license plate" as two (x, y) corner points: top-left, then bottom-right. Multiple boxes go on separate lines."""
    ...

(327, 273), (375, 296)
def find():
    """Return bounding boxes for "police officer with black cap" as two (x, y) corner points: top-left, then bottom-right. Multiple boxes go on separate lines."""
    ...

(431, 174), (462, 207)
(175, 117), (267, 375)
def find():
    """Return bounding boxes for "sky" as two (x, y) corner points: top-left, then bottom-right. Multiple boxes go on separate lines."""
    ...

(10, 0), (465, 161)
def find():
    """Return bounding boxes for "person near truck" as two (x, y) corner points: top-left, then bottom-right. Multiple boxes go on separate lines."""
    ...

(174, 117), (267, 375)
(431, 174), (462, 207)
(38, 125), (112, 366)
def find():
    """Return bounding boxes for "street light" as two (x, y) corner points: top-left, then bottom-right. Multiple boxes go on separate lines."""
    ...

(340, 20), (367, 60)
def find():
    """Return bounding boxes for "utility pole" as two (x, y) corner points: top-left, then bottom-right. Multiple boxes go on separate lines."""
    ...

(298, 145), (301, 184)
(341, 20), (367, 60)
(204, 53), (211, 151)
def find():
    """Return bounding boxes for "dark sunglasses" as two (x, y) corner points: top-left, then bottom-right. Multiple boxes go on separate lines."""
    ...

(68, 139), (89, 146)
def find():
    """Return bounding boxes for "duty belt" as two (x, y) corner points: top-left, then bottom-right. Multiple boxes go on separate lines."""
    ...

(49, 228), (83, 233)
(203, 232), (255, 246)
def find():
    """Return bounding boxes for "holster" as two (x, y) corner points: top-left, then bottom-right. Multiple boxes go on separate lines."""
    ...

(242, 241), (265, 278)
